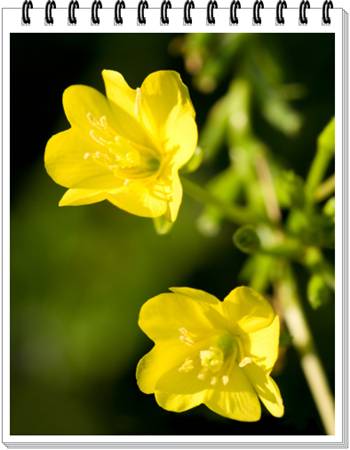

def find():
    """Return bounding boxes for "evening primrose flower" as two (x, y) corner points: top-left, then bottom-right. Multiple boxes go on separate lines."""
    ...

(44, 70), (198, 222)
(136, 286), (284, 421)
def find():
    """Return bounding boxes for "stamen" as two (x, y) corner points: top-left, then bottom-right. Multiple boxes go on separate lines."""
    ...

(83, 152), (90, 160)
(222, 375), (230, 386)
(239, 357), (252, 368)
(210, 376), (217, 386)
(178, 358), (194, 373)
(178, 327), (195, 346)
(89, 129), (113, 147)
(86, 112), (97, 126)
(87, 113), (108, 131)
(99, 115), (108, 129)
(199, 347), (224, 373)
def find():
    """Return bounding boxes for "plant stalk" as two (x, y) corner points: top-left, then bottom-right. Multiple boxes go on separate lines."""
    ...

(275, 266), (335, 435)
(256, 151), (335, 435)
(314, 174), (335, 202)
(182, 177), (257, 225)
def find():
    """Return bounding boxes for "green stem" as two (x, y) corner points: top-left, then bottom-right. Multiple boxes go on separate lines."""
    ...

(255, 149), (335, 433)
(275, 263), (335, 435)
(182, 177), (257, 225)
(314, 174), (335, 202)
(305, 119), (335, 204)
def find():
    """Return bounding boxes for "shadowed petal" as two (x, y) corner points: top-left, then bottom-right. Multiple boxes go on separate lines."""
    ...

(223, 287), (275, 334)
(241, 315), (280, 372)
(139, 71), (197, 164)
(106, 180), (167, 218)
(102, 69), (136, 117)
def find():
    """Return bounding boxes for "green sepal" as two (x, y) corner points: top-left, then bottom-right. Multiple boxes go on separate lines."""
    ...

(233, 225), (261, 254)
(153, 216), (174, 235)
(181, 146), (203, 174)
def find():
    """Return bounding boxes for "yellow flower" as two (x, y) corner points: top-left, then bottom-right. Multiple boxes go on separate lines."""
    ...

(137, 286), (284, 421)
(44, 70), (198, 222)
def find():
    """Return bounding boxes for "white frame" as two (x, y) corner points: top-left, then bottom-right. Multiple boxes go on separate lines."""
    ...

(1, 0), (348, 448)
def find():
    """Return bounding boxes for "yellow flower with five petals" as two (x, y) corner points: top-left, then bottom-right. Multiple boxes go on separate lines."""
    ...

(137, 286), (284, 421)
(44, 70), (198, 222)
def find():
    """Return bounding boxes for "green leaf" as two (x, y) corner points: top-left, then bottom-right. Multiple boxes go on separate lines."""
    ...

(317, 117), (335, 156)
(307, 274), (332, 309)
(275, 170), (305, 208)
(323, 197), (335, 220)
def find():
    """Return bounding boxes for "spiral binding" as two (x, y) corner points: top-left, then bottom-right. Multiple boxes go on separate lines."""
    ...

(207, 0), (218, 25)
(45, 0), (56, 24)
(21, 0), (334, 27)
(160, 0), (171, 24)
(137, 0), (148, 24)
(322, 0), (333, 24)
(114, 0), (125, 24)
(22, 0), (33, 24)
(91, 0), (102, 24)
(68, 0), (79, 24)
(253, 0), (264, 24)
(299, 0), (310, 24)
(184, 0), (194, 25)
(276, 0), (287, 24)
(229, 0), (241, 25)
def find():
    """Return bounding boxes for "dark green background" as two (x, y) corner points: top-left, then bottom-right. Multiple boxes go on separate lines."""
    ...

(11, 33), (334, 435)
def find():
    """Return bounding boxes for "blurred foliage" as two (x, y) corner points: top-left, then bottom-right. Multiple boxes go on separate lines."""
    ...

(177, 34), (335, 434)
(11, 33), (334, 435)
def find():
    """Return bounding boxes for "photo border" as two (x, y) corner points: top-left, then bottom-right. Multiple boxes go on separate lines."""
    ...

(1, 1), (348, 448)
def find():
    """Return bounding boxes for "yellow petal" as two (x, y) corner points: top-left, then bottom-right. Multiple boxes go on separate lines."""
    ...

(63, 85), (114, 133)
(63, 84), (148, 147)
(169, 287), (220, 305)
(44, 129), (117, 189)
(155, 391), (206, 413)
(106, 180), (167, 218)
(102, 69), (136, 117)
(222, 287), (275, 334)
(243, 363), (284, 418)
(140, 70), (195, 128)
(156, 360), (207, 395)
(164, 104), (198, 169)
(139, 71), (197, 165)
(59, 188), (106, 206)
(241, 315), (280, 372)
(138, 291), (222, 342)
(205, 364), (261, 421)
(165, 171), (183, 222)
(136, 341), (186, 394)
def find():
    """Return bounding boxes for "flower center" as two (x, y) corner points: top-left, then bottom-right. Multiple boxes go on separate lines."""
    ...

(197, 337), (237, 385)
(176, 329), (248, 387)
(199, 346), (224, 373)
(85, 112), (162, 181)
